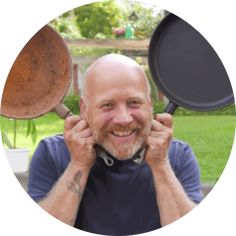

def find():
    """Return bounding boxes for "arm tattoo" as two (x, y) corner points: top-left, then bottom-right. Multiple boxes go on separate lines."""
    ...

(67, 171), (84, 199)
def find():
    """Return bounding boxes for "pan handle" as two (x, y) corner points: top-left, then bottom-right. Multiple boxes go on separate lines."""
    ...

(52, 103), (73, 119)
(164, 101), (178, 115)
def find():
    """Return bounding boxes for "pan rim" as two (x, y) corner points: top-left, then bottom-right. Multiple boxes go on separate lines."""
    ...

(148, 13), (235, 112)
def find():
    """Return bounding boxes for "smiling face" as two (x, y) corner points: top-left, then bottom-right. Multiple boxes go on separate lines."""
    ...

(81, 54), (153, 160)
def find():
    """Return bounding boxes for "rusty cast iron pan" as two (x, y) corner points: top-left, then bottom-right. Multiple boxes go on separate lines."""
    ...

(0, 24), (72, 119)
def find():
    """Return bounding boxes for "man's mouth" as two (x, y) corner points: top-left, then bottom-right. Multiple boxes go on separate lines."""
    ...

(111, 130), (135, 137)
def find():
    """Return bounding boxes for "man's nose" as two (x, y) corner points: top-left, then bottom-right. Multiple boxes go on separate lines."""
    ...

(113, 106), (133, 125)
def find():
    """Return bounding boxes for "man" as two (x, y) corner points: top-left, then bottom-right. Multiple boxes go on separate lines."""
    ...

(28, 54), (203, 235)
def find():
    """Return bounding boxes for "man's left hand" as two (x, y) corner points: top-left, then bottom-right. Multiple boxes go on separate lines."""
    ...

(145, 113), (173, 168)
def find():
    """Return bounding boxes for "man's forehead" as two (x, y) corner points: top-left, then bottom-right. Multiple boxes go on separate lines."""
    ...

(91, 54), (140, 68)
(87, 66), (145, 90)
(82, 54), (149, 100)
(86, 55), (140, 80)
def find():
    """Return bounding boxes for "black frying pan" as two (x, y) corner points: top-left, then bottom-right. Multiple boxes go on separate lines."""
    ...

(148, 13), (234, 114)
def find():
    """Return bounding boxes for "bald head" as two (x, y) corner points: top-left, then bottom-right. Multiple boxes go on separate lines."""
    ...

(81, 54), (151, 102)
(89, 54), (140, 69)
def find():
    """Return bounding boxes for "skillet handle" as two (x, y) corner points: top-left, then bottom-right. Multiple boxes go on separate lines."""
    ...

(53, 103), (73, 119)
(164, 101), (178, 115)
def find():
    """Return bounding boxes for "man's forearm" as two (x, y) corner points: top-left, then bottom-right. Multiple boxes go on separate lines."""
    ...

(150, 162), (196, 226)
(38, 163), (90, 226)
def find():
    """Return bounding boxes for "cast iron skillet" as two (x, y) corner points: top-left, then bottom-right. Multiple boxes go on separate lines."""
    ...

(0, 25), (72, 119)
(148, 13), (234, 114)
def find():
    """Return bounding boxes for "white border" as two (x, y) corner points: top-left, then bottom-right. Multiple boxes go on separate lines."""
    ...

(0, 1), (235, 235)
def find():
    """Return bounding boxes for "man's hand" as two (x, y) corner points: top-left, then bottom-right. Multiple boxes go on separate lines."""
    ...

(38, 115), (95, 226)
(145, 113), (173, 168)
(64, 115), (96, 170)
(144, 114), (196, 226)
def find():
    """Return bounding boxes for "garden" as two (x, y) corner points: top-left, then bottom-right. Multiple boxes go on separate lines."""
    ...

(1, 0), (235, 190)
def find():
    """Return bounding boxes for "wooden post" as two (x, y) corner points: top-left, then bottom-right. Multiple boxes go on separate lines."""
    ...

(73, 63), (79, 96)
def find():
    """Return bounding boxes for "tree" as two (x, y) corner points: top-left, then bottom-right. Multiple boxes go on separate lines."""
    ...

(127, 2), (163, 39)
(50, 1), (163, 40)
(50, 11), (82, 39)
(74, 0), (123, 38)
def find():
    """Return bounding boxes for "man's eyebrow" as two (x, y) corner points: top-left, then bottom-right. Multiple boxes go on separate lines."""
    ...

(96, 99), (114, 106)
(128, 96), (143, 99)
(128, 97), (145, 102)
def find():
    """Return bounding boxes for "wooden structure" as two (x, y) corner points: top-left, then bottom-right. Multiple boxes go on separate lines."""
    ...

(73, 64), (79, 96)
(67, 38), (164, 102)
(65, 38), (149, 51)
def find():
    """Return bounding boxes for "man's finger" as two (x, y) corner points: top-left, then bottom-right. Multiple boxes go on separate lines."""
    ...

(71, 119), (89, 133)
(64, 115), (82, 130)
(149, 130), (165, 138)
(77, 128), (93, 138)
(155, 113), (173, 128)
(151, 119), (165, 132)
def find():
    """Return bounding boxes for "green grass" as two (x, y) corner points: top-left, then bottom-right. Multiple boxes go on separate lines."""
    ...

(1, 113), (235, 184)
(173, 116), (235, 184)
(1, 113), (64, 156)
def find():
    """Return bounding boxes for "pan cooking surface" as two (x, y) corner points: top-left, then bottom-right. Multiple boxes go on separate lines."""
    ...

(149, 14), (234, 111)
(1, 25), (71, 119)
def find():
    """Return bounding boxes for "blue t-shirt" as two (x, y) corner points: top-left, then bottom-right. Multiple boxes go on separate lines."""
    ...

(28, 135), (203, 235)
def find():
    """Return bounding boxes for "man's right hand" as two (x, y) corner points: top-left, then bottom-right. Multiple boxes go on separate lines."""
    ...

(64, 115), (96, 170)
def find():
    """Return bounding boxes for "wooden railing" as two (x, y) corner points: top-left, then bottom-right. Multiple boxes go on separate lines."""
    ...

(65, 38), (150, 51)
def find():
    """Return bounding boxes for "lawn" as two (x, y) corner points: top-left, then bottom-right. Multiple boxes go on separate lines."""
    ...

(173, 115), (235, 184)
(1, 113), (235, 184)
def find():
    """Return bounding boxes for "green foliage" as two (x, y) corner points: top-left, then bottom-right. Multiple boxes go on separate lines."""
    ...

(129, 2), (163, 39)
(1, 131), (13, 149)
(115, 0), (164, 38)
(174, 104), (235, 116)
(26, 120), (37, 145)
(153, 102), (166, 114)
(50, 14), (82, 39)
(50, 0), (164, 40)
(70, 47), (120, 57)
(1, 118), (38, 149)
(74, 0), (122, 38)
(143, 65), (158, 103)
(63, 95), (80, 114)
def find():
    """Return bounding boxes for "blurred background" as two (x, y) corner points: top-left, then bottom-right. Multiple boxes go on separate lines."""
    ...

(1, 0), (235, 196)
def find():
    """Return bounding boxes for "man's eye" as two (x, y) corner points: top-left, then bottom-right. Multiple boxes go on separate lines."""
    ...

(128, 101), (141, 107)
(102, 103), (113, 109)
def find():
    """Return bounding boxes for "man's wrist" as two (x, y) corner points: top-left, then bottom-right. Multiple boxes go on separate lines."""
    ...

(148, 159), (172, 176)
(68, 160), (93, 174)
(146, 155), (170, 170)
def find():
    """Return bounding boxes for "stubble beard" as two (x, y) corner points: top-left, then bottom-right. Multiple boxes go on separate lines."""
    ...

(98, 130), (148, 160)
(89, 117), (152, 161)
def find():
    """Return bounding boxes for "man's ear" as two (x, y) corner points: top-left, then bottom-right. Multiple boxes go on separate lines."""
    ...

(148, 95), (154, 115)
(80, 98), (87, 120)
(149, 95), (153, 106)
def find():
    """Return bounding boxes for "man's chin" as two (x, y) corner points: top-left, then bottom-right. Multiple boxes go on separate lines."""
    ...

(99, 141), (144, 161)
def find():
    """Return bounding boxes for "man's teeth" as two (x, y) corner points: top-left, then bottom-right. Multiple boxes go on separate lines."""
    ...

(112, 130), (134, 137)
